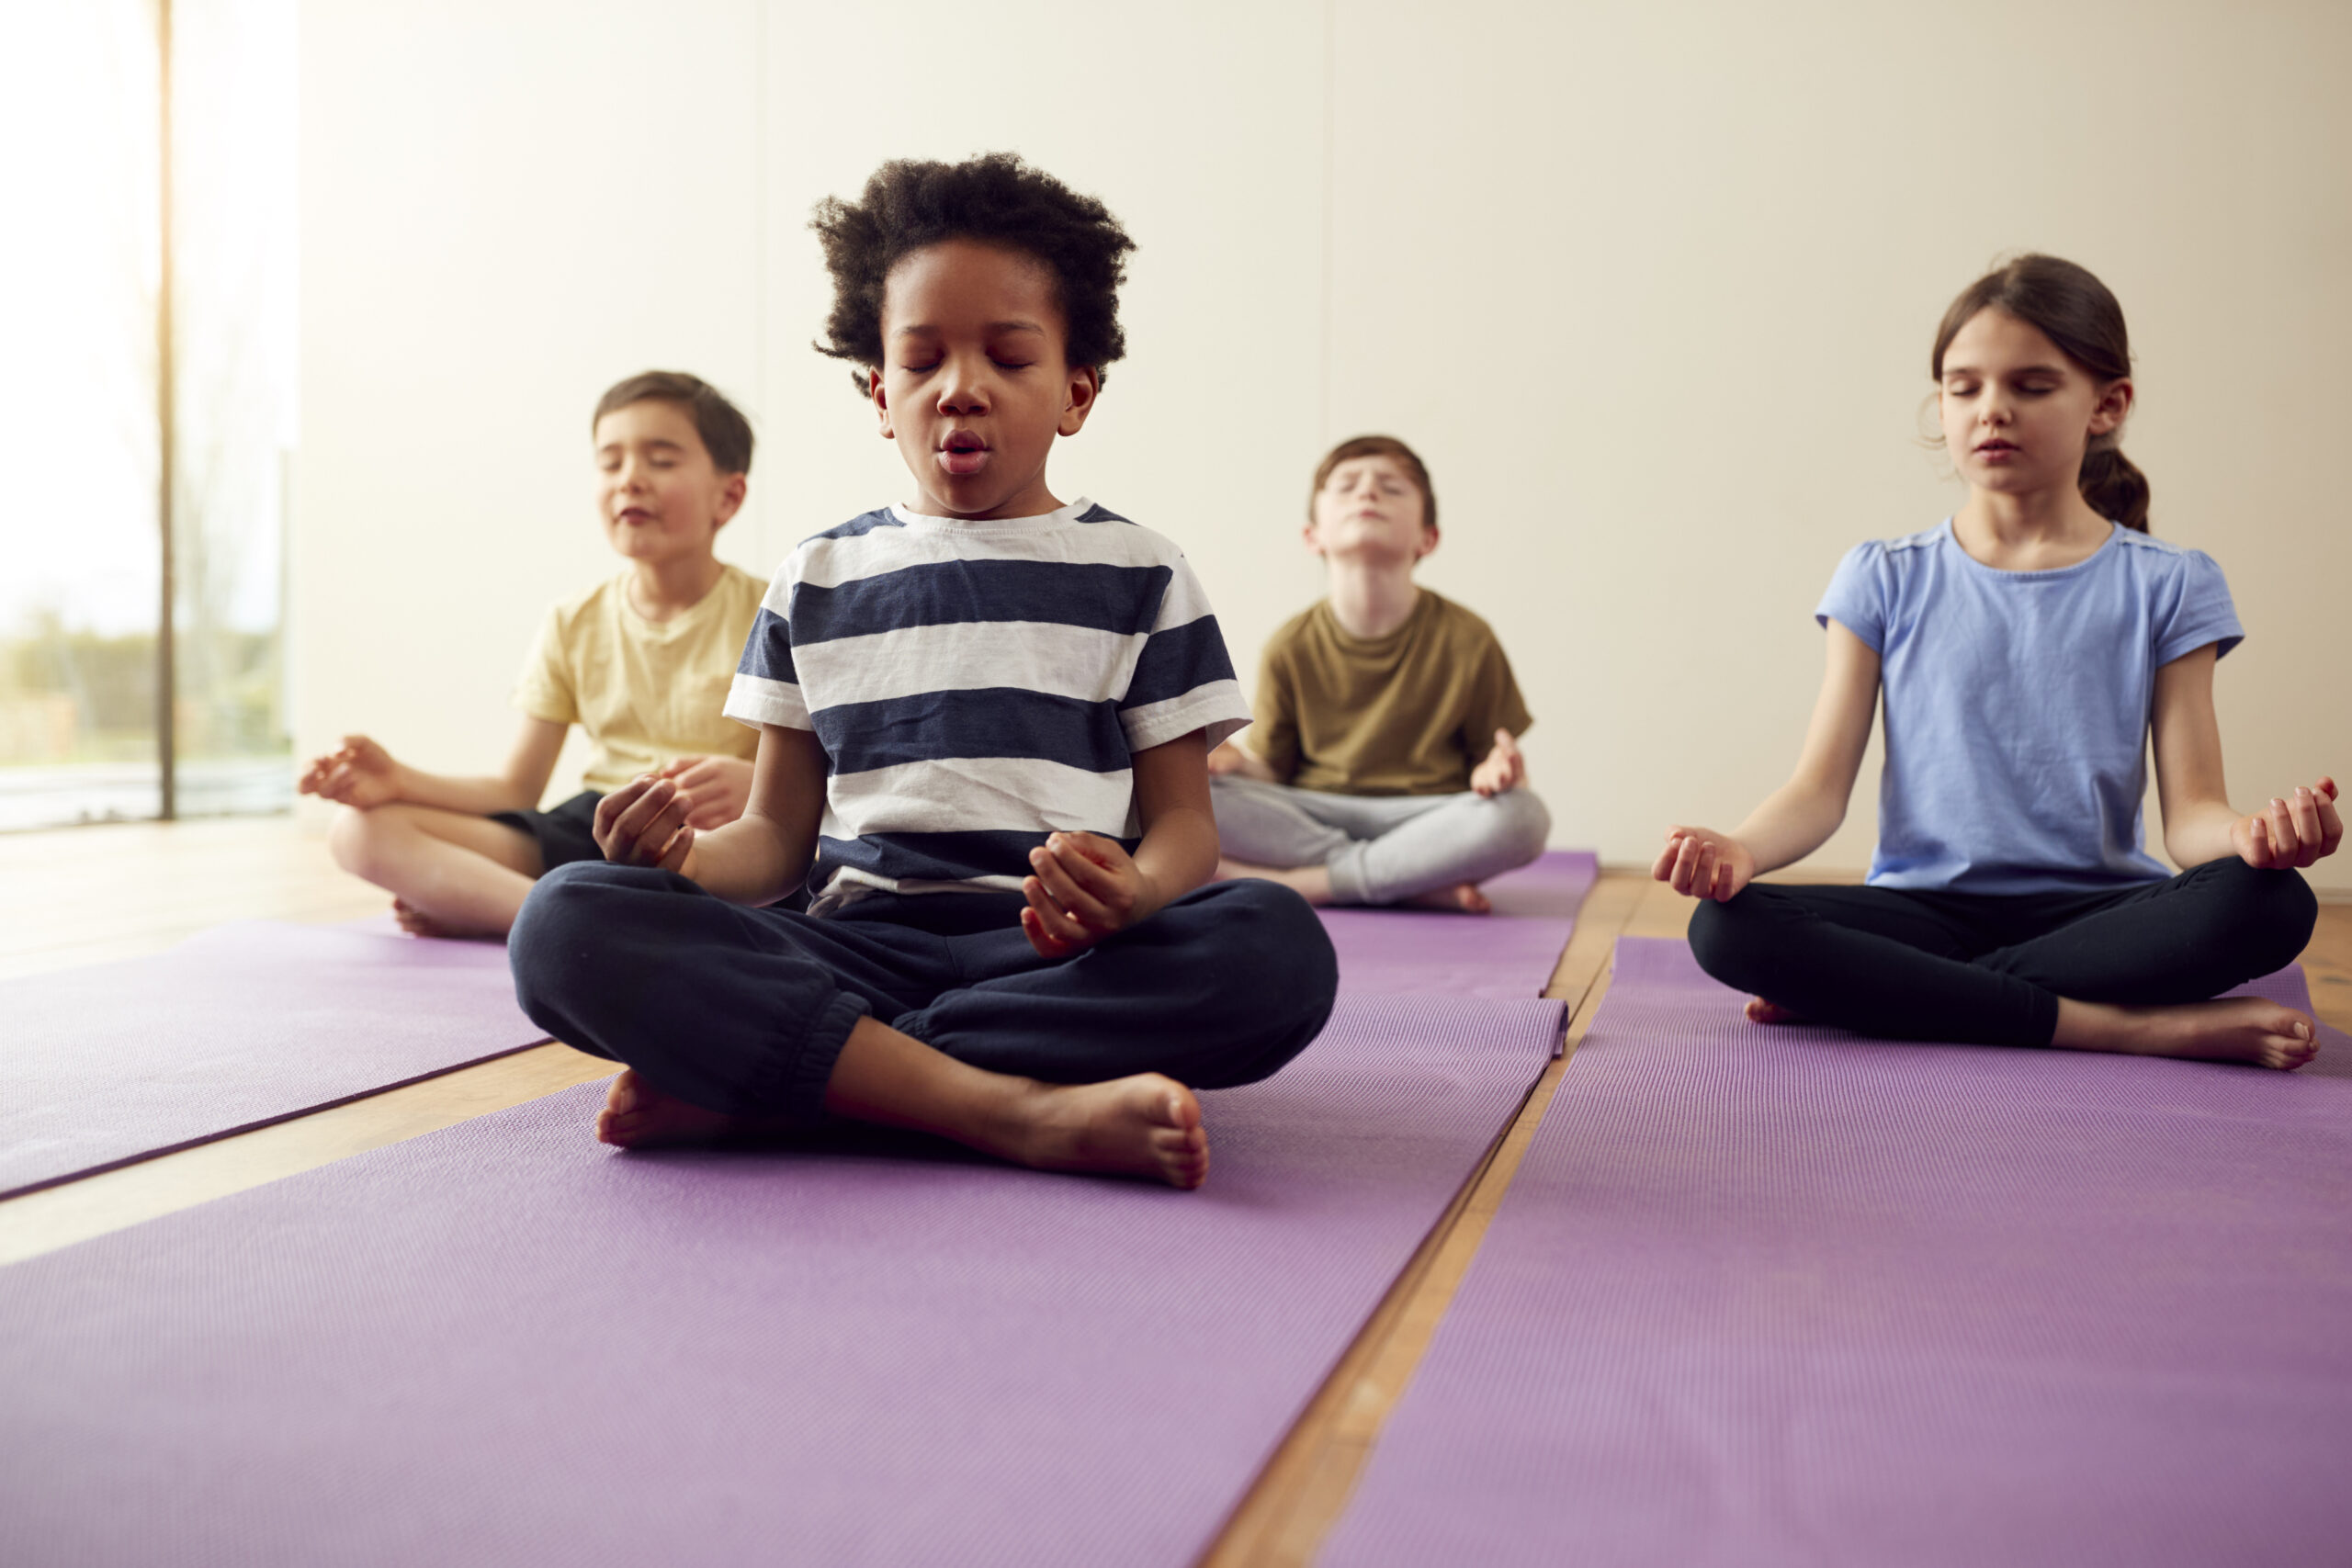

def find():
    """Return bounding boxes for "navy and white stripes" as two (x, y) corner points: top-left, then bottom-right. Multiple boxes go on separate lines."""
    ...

(726, 498), (1247, 909)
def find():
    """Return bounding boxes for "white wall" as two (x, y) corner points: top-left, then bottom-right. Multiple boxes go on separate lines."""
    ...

(748, 4), (1330, 664)
(297, 0), (763, 795)
(298, 0), (2352, 893)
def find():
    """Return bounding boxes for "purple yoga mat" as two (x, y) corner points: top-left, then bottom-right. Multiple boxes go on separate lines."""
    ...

(0, 844), (1596, 1202)
(1320, 850), (1598, 998)
(1, 921), (547, 1197)
(0, 991), (1565, 1568)
(1323, 938), (2352, 1568)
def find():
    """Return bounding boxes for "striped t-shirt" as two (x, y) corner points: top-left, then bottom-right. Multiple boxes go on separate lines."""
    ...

(724, 497), (1249, 913)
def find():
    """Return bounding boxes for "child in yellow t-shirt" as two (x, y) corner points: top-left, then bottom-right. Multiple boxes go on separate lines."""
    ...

(1210, 434), (1549, 912)
(299, 371), (764, 938)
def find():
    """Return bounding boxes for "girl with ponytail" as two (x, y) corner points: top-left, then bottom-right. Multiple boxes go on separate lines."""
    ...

(1653, 255), (2337, 1068)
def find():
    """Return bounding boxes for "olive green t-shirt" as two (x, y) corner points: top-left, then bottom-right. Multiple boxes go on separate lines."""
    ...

(1250, 591), (1532, 796)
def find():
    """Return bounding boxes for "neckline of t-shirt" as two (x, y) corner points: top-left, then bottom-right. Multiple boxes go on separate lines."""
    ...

(611, 562), (745, 636)
(1938, 516), (2122, 580)
(1317, 587), (1439, 652)
(888, 496), (1094, 535)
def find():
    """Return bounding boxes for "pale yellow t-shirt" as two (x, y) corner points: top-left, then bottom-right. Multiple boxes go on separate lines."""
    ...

(512, 564), (765, 795)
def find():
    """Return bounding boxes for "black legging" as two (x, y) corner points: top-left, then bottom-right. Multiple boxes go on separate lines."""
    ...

(1687, 856), (2317, 1046)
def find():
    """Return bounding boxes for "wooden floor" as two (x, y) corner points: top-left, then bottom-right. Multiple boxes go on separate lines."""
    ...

(4, 818), (2348, 1564)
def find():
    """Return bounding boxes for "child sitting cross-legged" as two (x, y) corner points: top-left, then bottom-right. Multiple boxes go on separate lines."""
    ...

(507, 154), (1339, 1189)
(1210, 436), (1550, 913)
(300, 372), (766, 939)
(1658, 255), (2335, 1068)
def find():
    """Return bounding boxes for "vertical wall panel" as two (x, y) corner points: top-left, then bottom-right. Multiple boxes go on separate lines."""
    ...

(297, 0), (761, 795)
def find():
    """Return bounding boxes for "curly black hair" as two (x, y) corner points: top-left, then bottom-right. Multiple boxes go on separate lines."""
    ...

(810, 152), (1136, 396)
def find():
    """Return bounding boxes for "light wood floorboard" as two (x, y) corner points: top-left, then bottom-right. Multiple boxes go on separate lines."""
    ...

(0, 817), (389, 979)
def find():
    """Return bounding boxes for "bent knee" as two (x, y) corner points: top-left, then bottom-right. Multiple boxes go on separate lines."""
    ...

(509, 862), (640, 988)
(1211, 874), (1332, 947)
(1485, 787), (1552, 865)
(513, 859), (632, 936)
(325, 803), (408, 881)
(1194, 879), (1340, 1006)
(2197, 858), (2318, 967)
(1684, 891), (1777, 993)
(1193, 880), (1340, 1077)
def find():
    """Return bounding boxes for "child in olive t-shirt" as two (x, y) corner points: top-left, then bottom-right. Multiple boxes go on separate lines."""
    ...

(1209, 435), (1548, 912)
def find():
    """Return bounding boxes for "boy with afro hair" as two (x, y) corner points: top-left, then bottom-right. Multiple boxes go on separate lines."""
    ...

(510, 154), (1338, 1189)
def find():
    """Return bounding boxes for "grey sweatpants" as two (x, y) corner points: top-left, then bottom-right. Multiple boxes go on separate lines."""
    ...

(1210, 776), (1552, 906)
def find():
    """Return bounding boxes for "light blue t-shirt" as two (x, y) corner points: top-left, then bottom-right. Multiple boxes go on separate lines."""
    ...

(1816, 519), (2243, 895)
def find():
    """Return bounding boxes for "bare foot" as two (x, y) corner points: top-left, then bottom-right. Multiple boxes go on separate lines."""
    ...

(1216, 859), (1331, 906)
(595, 1065), (1212, 1186)
(2057, 995), (2320, 1070)
(985, 1074), (1210, 1190)
(1400, 881), (1493, 914)
(1745, 997), (1801, 1025)
(391, 897), (504, 942)
(594, 1067), (760, 1147)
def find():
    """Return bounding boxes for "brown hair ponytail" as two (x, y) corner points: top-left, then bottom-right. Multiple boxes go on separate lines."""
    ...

(1931, 254), (2149, 532)
(2075, 441), (2150, 534)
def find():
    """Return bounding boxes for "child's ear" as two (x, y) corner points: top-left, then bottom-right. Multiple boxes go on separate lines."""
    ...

(712, 471), (748, 526)
(2088, 377), (2133, 437)
(869, 367), (893, 439)
(1416, 524), (1441, 561)
(1057, 365), (1101, 438)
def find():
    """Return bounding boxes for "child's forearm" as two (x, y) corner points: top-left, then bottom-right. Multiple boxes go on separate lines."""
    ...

(1130, 807), (1221, 919)
(679, 811), (814, 906)
(1729, 783), (1847, 876)
(2162, 798), (2245, 870)
(389, 764), (541, 817)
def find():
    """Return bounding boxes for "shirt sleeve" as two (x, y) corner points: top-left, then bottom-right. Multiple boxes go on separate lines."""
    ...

(722, 556), (812, 730)
(1249, 639), (1301, 782)
(1117, 553), (1250, 753)
(511, 603), (578, 726)
(1815, 541), (1891, 651)
(2153, 547), (2245, 665)
(1461, 627), (1533, 749)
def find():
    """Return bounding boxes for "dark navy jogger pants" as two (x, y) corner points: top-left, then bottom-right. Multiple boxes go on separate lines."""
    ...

(1687, 855), (2316, 1047)
(509, 862), (1340, 1126)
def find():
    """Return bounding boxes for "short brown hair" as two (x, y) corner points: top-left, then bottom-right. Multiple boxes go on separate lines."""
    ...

(1310, 435), (1436, 530)
(592, 371), (755, 476)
